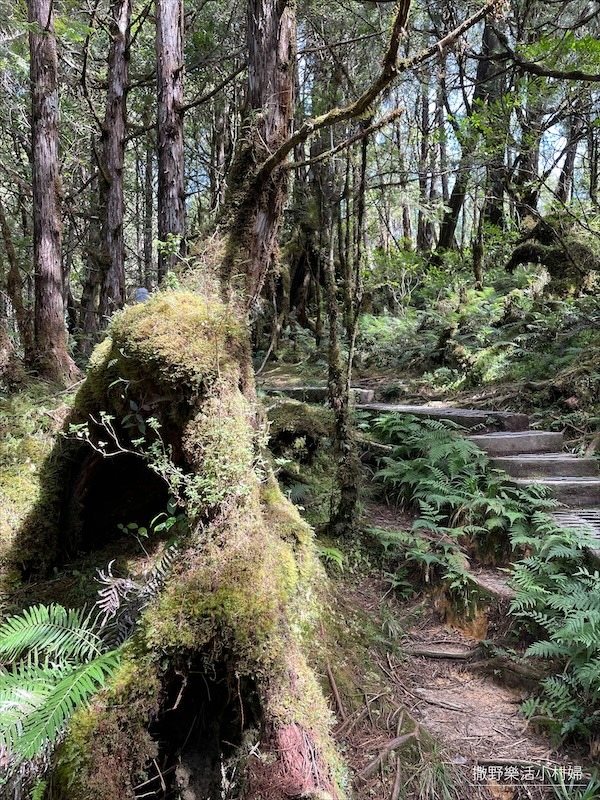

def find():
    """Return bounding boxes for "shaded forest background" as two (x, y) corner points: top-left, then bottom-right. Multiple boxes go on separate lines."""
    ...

(2, 0), (600, 383)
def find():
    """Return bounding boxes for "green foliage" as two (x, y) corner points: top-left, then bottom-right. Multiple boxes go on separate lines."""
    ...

(547, 772), (600, 800)
(511, 527), (600, 742)
(372, 413), (555, 557)
(370, 413), (600, 745)
(0, 603), (121, 792)
(316, 543), (345, 572)
(356, 262), (600, 406)
(357, 310), (439, 372)
(0, 603), (102, 663)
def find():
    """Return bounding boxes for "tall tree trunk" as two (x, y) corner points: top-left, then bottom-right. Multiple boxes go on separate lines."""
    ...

(211, 98), (230, 212)
(144, 136), (154, 288)
(588, 108), (599, 209)
(97, 0), (131, 326)
(437, 22), (504, 254)
(223, 0), (297, 306)
(156, 0), (186, 281)
(28, 0), (78, 383)
(417, 81), (435, 252)
(78, 144), (102, 355)
(556, 112), (583, 204)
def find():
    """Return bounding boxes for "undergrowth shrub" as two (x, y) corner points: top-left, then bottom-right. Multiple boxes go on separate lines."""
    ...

(370, 413), (556, 564)
(511, 528), (600, 743)
(369, 412), (600, 746)
(0, 604), (121, 796)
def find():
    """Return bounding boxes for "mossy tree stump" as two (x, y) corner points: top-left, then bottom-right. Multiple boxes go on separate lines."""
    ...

(44, 292), (345, 799)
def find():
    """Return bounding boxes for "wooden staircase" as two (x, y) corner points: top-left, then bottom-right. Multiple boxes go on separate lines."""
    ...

(264, 385), (600, 546)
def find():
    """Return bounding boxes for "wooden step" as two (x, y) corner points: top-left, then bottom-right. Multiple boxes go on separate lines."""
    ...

(467, 431), (564, 456)
(491, 454), (598, 478)
(357, 403), (529, 432)
(263, 386), (375, 404)
(513, 477), (600, 507)
(553, 509), (600, 559)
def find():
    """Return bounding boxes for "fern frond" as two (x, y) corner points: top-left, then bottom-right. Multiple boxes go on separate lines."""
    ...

(4, 651), (120, 761)
(0, 604), (102, 664)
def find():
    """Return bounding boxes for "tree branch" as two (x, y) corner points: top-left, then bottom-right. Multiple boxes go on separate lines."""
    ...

(250, 0), (497, 190)
(285, 107), (403, 171)
(493, 25), (600, 82)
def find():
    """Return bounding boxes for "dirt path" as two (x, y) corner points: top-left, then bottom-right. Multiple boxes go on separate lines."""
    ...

(329, 505), (592, 800)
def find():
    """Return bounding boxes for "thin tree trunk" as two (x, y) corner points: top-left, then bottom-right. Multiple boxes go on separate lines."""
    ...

(78, 144), (102, 355)
(0, 195), (35, 362)
(437, 22), (504, 254)
(417, 82), (434, 252)
(144, 138), (154, 288)
(156, 0), (186, 281)
(28, 0), (78, 383)
(588, 109), (599, 209)
(556, 113), (583, 204)
(97, 0), (131, 326)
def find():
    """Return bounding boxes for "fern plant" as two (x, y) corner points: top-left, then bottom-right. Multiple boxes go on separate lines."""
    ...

(372, 413), (557, 559)
(0, 603), (121, 794)
(511, 527), (600, 742)
(370, 412), (600, 744)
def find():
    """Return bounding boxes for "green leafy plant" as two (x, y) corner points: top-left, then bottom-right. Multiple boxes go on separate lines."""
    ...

(369, 412), (600, 743)
(315, 543), (345, 572)
(547, 770), (600, 800)
(371, 414), (556, 561)
(511, 528), (600, 742)
(0, 604), (121, 792)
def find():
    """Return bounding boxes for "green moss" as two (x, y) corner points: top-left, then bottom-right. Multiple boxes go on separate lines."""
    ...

(108, 291), (244, 391)
(53, 655), (161, 800)
(145, 485), (304, 667)
(75, 292), (245, 420)
(267, 398), (334, 443)
(181, 388), (255, 508)
(21, 290), (347, 799)
(0, 384), (72, 571)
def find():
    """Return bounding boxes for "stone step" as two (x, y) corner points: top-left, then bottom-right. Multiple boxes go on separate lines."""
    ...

(513, 477), (600, 508)
(491, 454), (599, 478)
(263, 386), (375, 404)
(357, 403), (529, 432)
(467, 430), (563, 456)
(553, 509), (600, 558)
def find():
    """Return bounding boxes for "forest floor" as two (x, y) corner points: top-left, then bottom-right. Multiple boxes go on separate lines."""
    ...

(332, 508), (593, 800)
(259, 364), (597, 800)
(1, 374), (598, 799)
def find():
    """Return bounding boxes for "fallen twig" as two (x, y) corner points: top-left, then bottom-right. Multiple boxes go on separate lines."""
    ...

(358, 732), (417, 781)
(336, 707), (368, 736)
(326, 660), (346, 721)
(390, 754), (402, 800)
(403, 646), (479, 660)
(412, 689), (465, 712)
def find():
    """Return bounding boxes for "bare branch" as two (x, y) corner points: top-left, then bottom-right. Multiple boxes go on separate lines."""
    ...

(250, 0), (497, 190)
(286, 107), (403, 170)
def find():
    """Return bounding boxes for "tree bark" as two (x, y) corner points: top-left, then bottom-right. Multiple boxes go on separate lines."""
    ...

(437, 22), (505, 253)
(0, 195), (35, 363)
(78, 143), (102, 355)
(156, 0), (186, 281)
(96, 0), (131, 325)
(417, 81), (435, 252)
(143, 136), (154, 288)
(28, 0), (78, 383)
(223, 0), (297, 305)
(556, 111), (583, 204)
